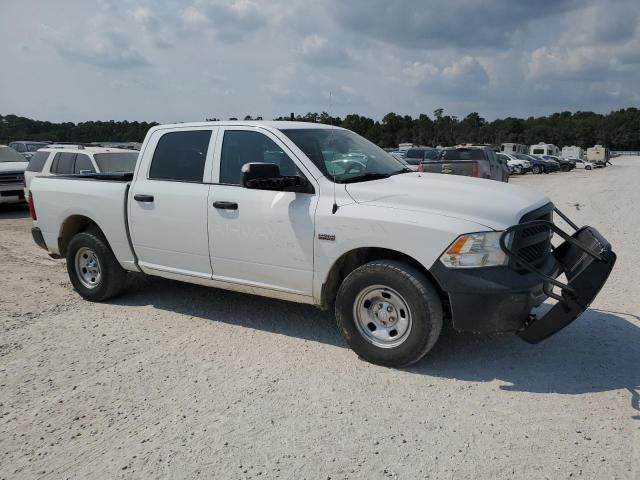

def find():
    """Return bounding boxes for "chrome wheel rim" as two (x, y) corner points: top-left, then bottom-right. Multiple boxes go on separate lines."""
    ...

(353, 285), (412, 348)
(75, 247), (102, 289)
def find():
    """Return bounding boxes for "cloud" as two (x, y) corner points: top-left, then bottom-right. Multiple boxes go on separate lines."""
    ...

(2, 0), (640, 122)
(180, 0), (275, 42)
(300, 34), (351, 67)
(329, 0), (581, 50)
(56, 29), (150, 69)
(404, 56), (490, 94)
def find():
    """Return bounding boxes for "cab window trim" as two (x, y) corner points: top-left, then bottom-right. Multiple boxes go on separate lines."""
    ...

(213, 127), (316, 192)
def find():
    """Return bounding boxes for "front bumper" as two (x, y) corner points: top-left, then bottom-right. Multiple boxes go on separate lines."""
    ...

(431, 212), (616, 341)
(431, 255), (559, 333)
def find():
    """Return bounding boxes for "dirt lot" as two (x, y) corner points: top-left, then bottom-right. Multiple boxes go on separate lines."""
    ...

(1, 158), (638, 479)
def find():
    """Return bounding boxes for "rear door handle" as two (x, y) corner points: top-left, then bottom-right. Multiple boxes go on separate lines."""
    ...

(134, 194), (154, 203)
(213, 201), (238, 210)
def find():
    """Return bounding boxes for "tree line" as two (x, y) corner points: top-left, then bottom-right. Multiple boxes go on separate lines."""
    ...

(3, 108), (640, 149)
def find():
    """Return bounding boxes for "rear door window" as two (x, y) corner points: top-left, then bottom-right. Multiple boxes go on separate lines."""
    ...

(149, 130), (212, 182)
(26, 151), (50, 172)
(74, 154), (95, 174)
(52, 153), (76, 174)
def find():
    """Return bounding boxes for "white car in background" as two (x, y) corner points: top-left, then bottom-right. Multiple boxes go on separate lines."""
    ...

(24, 146), (139, 196)
(0, 145), (29, 204)
(568, 158), (593, 170)
(497, 152), (531, 175)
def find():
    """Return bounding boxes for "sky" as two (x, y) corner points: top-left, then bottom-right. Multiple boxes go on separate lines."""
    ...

(1, 0), (639, 123)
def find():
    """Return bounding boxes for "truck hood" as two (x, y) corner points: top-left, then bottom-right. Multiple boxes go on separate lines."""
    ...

(345, 172), (550, 230)
(0, 161), (28, 173)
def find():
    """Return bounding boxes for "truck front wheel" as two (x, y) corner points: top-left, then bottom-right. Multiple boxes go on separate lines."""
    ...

(66, 231), (126, 302)
(335, 260), (443, 367)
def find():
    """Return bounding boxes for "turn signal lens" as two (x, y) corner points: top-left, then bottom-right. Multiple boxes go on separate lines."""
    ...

(440, 232), (511, 268)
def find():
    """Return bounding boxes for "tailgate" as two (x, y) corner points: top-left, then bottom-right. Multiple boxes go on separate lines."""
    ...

(421, 160), (476, 177)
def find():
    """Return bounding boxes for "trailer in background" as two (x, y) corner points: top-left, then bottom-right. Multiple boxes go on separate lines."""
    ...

(586, 145), (609, 167)
(561, 145), (583, 159)
(501, 143), (528, 155)
(530, 143), (560, 156)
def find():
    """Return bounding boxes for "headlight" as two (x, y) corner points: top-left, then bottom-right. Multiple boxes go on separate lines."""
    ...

(440, 231), (512, 268)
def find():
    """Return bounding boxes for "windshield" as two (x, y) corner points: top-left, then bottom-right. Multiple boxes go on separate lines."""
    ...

(281, 128), (409, 183)
(0, 146), (26, 163)
(93, 152), (138, 172)
(27, 143), (48, 152)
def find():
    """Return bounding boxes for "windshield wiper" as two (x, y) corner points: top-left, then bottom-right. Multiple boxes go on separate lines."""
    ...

(390, 168), (413, 175)
(339, 172), (392, 183)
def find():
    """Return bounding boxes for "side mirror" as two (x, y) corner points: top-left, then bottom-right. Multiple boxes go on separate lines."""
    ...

(241, 162), (311, 193)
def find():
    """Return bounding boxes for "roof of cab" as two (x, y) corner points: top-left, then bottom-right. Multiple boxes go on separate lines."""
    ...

(149, 120), (342, 133)
(39, 146), (137, 154)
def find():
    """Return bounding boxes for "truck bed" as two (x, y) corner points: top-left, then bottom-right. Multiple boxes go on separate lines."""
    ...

(30, 175), (137, 269)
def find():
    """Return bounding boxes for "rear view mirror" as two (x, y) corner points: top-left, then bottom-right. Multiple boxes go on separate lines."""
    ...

(241, 162), (281, 187)
(241, 162), (311, 193)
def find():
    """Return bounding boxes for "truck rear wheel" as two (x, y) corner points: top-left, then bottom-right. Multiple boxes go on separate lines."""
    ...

(66, 231), (126, 302)
(335, 260), (443, 367)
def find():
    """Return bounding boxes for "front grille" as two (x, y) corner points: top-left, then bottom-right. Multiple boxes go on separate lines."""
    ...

(510, 203), (553, 271)
(0, 174), (24, 184)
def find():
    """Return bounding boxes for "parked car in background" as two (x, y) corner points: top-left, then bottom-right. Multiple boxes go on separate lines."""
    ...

(530, 143), (560, 157)
(497, 153), (531, 175)
(389, 150), (406, 162)
(24, 146), (139, 196)
(542, 155), (574, 172)
(0, 145), (29, 204)
(515, 154), (556, 174)
(8, 141), (50, 161)
(28, 120), (617, 367)
(421, 146), (509, 182)
(570, 158), (593, 170)
(586, 145), (609, 167)
(404, 147), (439, 170)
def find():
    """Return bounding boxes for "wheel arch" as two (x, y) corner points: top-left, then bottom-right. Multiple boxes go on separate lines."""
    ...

(320, 247), (449, 313)
(58, 215), (106, 257)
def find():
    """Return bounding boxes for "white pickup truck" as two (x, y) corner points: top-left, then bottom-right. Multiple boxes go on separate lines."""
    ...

(28, 121), (617, 367)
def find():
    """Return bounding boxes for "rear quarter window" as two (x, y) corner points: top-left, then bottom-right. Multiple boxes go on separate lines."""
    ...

(26, 151), (50, 172)
(51, 153), (76, 174)
(441, 149), (484, 161)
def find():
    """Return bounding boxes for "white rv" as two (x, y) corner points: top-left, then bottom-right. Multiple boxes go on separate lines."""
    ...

(561, 146), (583, 159)
(586, 145), (609, 167)
(530, 143), (559, 156)
(501, 143), (528, 155)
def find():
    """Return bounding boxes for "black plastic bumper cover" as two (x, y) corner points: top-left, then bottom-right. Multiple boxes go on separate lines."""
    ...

(430, 215), (615, 340)
(31, 227), (47, 251)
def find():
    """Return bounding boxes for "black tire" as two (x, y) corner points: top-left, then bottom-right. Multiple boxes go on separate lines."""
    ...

(586, 166), (592, 170)
(532, 165), (541, 174)
(335, 260), (443, 367)
(66, 231), (126, 302)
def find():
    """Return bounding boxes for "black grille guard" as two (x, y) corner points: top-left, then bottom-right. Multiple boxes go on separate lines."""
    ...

(499, 207), (617, 343)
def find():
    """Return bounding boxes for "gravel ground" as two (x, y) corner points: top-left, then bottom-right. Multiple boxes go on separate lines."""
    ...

(1, 158), (638, 479)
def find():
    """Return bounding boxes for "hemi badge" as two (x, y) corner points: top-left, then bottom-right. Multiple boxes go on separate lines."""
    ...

(318, 233), (336, 241)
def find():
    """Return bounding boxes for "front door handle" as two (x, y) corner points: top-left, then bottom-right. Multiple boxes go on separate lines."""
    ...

(134, 194), (154, 203)
(213, 201), (238, 210)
